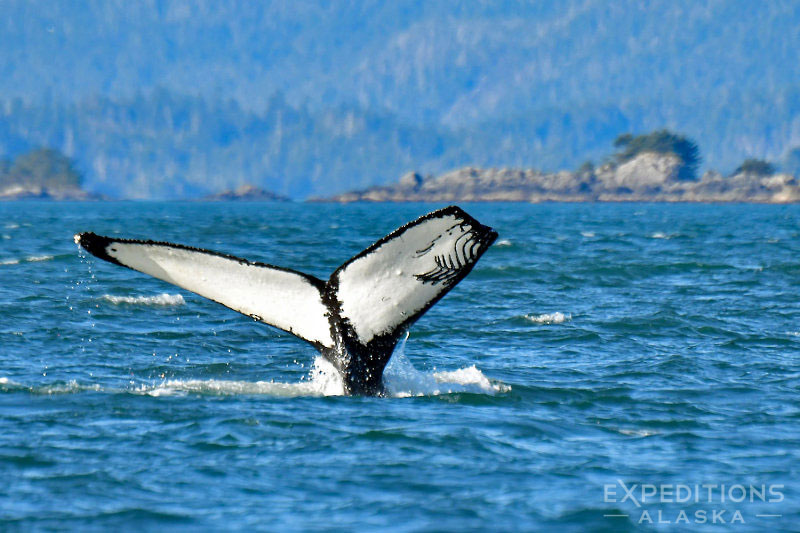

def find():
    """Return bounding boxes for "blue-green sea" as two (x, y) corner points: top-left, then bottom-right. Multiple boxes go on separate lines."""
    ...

(1, 202), (798, 531)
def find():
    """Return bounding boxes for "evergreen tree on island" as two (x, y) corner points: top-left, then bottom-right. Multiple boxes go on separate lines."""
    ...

(733, 158), (775, 176)
(1, 148), (83, 190)
(613, 129), (701, 181)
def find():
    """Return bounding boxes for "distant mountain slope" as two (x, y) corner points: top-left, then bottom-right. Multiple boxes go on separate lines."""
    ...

(3, 1), (799, 124)
(1, 1), (799, 197)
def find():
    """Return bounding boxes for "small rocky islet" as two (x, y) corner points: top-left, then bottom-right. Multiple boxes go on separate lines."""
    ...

(315, 153), (800, 204)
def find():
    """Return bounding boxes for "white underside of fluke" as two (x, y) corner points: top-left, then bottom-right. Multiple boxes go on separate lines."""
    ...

(102, 242), (334, 347)
(76, 206), (496, 372)
(333, 212), (483, 343)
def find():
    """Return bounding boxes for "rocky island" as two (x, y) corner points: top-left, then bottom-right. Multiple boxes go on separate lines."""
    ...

(200, 184), (290, 202)
(0, 148), (101, 200)
(315, 131), (800, 204)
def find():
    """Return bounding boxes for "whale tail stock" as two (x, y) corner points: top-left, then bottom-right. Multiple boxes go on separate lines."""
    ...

(75, 205), (497, 395)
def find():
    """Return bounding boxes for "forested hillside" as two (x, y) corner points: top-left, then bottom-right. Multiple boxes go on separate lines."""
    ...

(1, 0), (799, 198)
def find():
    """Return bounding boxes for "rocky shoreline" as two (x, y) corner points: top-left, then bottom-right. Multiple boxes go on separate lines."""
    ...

(0, 185), (103, 201)
(199, 184), (290, 202)
(0, 183), (291, 202)
(4, 153), (798, 203)
(314, 153), (800, 204)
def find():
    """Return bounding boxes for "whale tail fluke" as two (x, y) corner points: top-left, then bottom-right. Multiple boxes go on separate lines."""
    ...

(74, 231), (336, 350)
(75, 206), (497, 395)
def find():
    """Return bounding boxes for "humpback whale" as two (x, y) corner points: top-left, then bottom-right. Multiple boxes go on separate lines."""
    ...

(74, 206), (497, 395)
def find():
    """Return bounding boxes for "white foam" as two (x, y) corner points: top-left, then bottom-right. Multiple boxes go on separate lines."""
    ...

(136, 347), (507, 399)
(137, 378), (327, 397)
(433, 366), (502, 390)
(134, 355), (346, 398)
(102, 293), (186, 306)
(136, 357), (344, 398)
(383, 345), (508, 397)
(3, 380), (103, 394)
(306, 355), (346, 395)
(40, 381), (103, 394)
(3, 339), (504, 399)
(0, 376), (25, 392)
(1, 363), (504, 398)
(580, 231), (595, 238)
(650, 232), (671, 239)
(525, 311), (571, 324)
(495, 239), (513, 247)
(0, 255), (52, 264)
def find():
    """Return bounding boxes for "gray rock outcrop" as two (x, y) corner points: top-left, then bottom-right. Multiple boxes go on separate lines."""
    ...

(200, 184), (290, 201)
(315, 152), (800, 203)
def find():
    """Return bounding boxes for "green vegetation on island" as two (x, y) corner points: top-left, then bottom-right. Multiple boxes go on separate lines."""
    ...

(613, 130), (701, 181)
(0, 148), (97, 199)
(200, 185), (290, 202)
(734, 158), (776, 177)
(1, 148), (82, 190)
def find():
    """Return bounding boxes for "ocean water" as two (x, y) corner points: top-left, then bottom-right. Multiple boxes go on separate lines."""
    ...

(1, 201), (798, 532)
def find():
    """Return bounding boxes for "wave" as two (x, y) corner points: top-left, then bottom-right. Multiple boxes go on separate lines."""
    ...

(136, 356), (345, 397)
(383, 351), (509, 397)
(494, 239), (513, 247)
(525, 311), (571, 324)
(0, 255), (56, 265)
(0, 377), (103, 394)
(649, 232), (676, 239)
(135, 352), (507, 398)
(1, 350), (507, 399)
(135, 378), (328, 398)
(101, 293), (186, 306)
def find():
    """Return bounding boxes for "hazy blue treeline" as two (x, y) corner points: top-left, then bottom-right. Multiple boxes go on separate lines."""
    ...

(2, 90), (798, 199)
(0, 92), (453, 198)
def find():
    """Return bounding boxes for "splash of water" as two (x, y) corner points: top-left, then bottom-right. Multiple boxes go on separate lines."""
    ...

(382, 334), (508, 397)
(134, 343), (505, 398)
(525, 311), (571, 324)
(26, 255), (54, 262)
(101, 293), (186, 306)
(3, 341), (506, 399)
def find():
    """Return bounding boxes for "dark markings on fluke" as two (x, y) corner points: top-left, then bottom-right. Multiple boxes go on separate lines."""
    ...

(74, 206), (497, 395)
